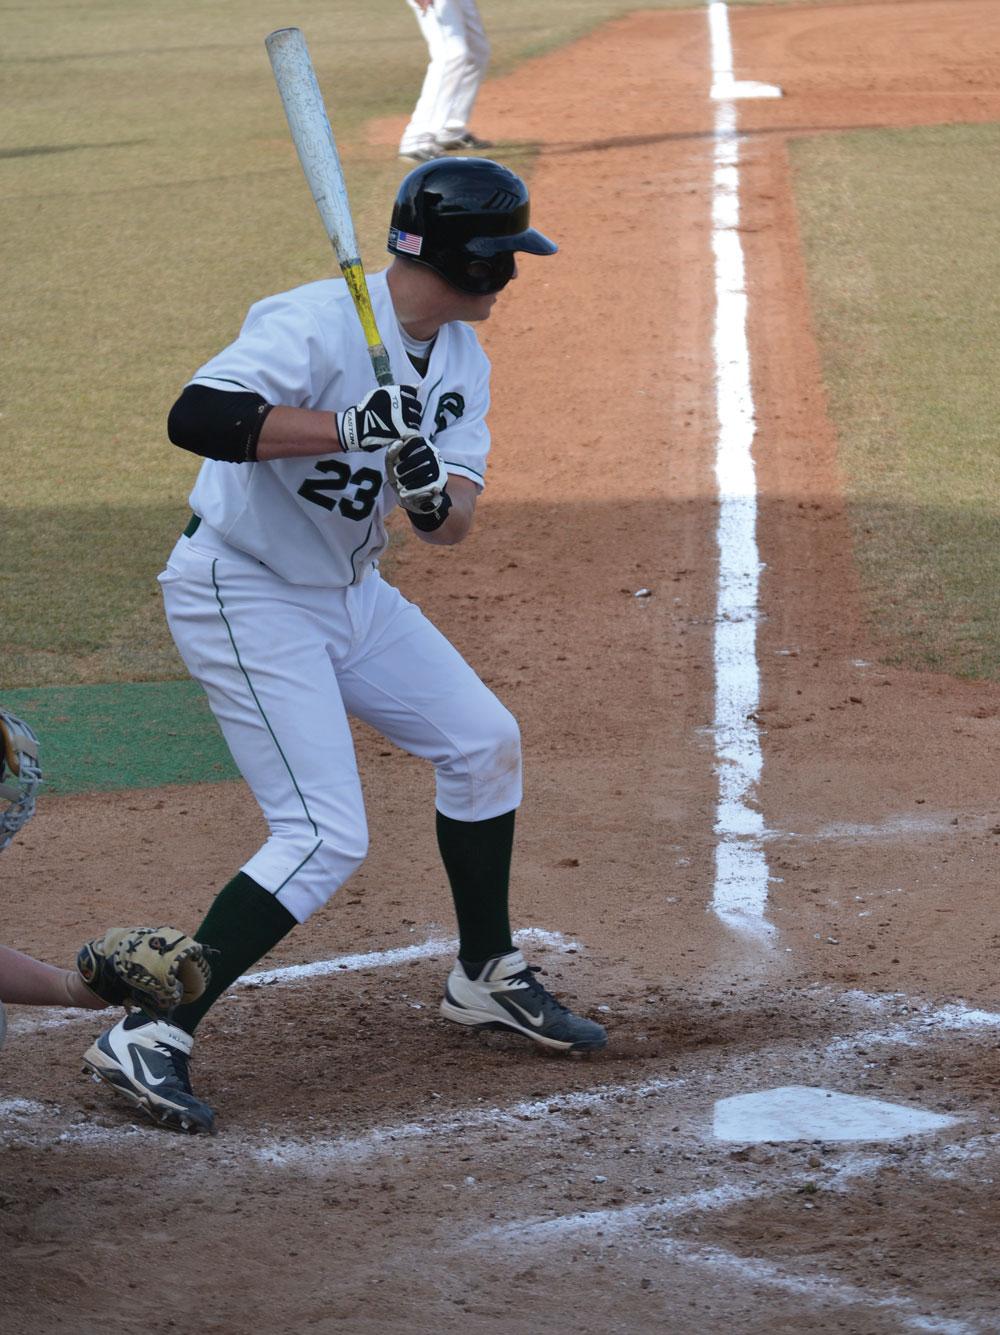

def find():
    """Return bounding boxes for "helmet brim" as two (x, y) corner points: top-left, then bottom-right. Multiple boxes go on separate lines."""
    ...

(467, 227), (558, 258)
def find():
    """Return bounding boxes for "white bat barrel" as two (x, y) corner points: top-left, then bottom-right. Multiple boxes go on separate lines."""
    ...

(265, 26), (394, 386)
(265, 27), (362, 270)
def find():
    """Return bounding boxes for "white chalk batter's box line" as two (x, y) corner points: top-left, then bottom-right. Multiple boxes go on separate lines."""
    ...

(6, 917), (999, 1047)
(472, 1131), (996, 1335)
(6, 952), (1000, 1153)
(6, 942), (999, 1169)
(2, 1080), (994, 1335)
(5, 1063), (997, 1169)
(5, 962), (998, 1332)
(4, 1012), (998, 1166)
(3, 926), (581, 1037)
(0, 1075), (684, 1154)
(476, 1133), (1000, 1248)
(6, 930), (1000, 1170)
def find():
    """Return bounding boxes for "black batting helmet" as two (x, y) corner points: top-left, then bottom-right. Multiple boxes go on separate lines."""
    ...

(387, 157), (557, 294)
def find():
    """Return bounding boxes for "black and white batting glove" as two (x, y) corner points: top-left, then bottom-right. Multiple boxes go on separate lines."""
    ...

(386, 436), (449, 518)
(336, 384), (422, 452)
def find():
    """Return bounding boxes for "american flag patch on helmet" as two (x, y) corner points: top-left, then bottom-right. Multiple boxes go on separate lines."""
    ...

(391, 228), (423, 256)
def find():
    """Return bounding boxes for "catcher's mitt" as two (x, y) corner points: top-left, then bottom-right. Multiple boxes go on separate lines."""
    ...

(0, 708), (42, 852)
(77, 927), (211, 1017)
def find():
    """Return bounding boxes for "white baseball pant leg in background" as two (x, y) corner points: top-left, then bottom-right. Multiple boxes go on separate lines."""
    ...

(400, 0), (491, 153)
(159, 530), (522, 924)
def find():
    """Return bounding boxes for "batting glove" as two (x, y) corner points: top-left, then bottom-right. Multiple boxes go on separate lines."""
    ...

(336, 384), (422, 452)
(386, 436), (448, 516)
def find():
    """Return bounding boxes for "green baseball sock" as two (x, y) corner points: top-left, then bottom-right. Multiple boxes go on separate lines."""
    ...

(436, 808), (515, 964)
(171, 871), (297, 1035)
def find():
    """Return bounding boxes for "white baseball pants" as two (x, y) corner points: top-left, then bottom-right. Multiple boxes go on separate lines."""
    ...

(400, 0), (491, 152)
(159, 527), (521, 924)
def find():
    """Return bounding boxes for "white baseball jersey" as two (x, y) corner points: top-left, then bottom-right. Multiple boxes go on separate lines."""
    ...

(186, 268), (491, 586)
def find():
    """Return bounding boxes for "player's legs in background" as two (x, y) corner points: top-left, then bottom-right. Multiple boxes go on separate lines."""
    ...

(401, 0), (477, 156)
(400, 0), (447, 156)
(436, 0), (491, 144)
(159, 535), (372, 1034)
(337, 573), (520, 963)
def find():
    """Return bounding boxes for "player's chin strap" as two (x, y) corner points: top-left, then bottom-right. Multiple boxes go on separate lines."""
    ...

(405, 489), (452, 531)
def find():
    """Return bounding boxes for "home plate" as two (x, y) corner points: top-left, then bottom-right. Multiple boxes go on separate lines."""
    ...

(713, 1086), (961, 1143)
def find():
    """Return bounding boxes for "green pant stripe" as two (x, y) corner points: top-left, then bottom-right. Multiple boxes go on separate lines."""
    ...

(274, 839), (324, 894)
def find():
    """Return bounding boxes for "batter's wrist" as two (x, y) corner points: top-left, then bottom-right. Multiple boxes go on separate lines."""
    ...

(331, 410), (347, 452)
(406, 489), (452, 531)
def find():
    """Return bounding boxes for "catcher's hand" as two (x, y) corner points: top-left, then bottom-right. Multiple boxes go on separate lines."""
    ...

(0, 707), (42, 852)
(77, 927), (211, 1017)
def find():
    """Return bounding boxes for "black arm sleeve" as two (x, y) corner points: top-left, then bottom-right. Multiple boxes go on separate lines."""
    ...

(167, 384), (274, 463)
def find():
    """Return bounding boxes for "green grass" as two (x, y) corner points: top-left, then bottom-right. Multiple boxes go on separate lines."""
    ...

(1, 683), (239, 793)
(1, 0), (703, 690)
(790, 122), (1000, 678)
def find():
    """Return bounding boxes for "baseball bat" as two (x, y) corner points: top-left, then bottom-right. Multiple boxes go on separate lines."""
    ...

(265, 26), (393, 387)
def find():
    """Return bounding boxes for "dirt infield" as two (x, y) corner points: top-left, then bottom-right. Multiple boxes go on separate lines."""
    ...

(5, 3), (1000, 1331)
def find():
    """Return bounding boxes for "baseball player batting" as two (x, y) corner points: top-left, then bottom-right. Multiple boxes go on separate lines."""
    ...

(85, 156), (607, 1134)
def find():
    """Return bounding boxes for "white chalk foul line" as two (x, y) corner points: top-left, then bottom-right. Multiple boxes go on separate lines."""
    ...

(3, 927), (580, 1037)
(708, 0), (773, 941)
(708, 0), (783, 101)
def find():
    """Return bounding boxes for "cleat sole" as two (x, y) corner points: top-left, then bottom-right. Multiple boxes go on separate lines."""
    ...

(441, 1005), (606, 1054)
(82, 1055), (214, 1135)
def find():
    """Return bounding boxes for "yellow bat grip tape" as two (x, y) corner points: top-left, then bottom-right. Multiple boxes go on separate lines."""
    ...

(341, 261), (393, 386)
(342, 262), (382, 349)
